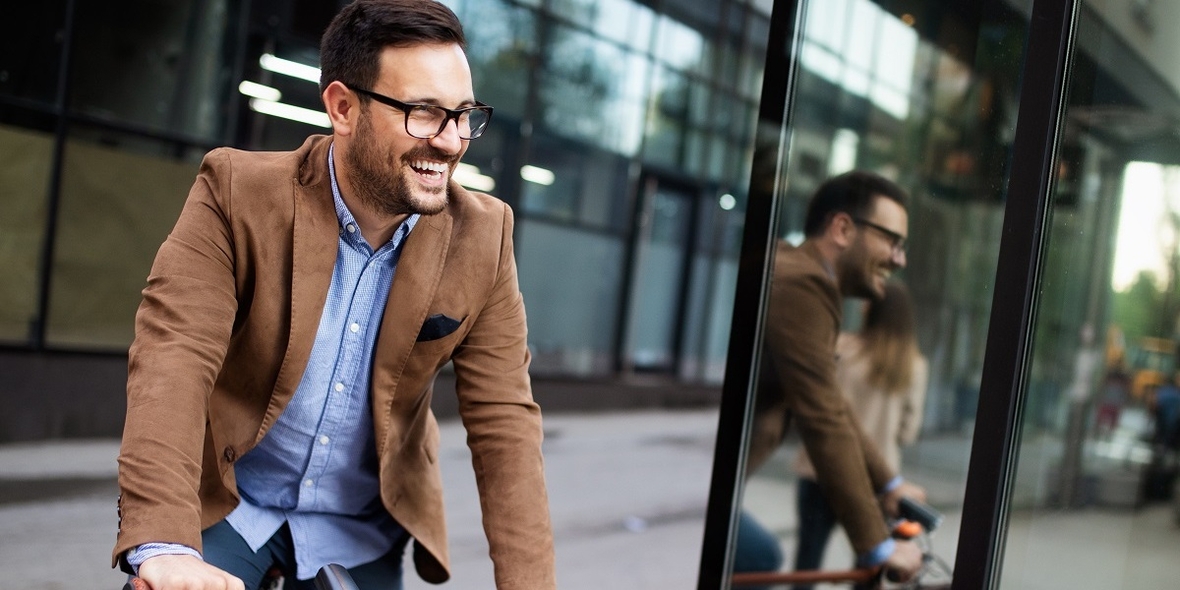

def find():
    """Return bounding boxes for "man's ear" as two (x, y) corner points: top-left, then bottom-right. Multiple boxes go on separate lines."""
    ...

(322, 81), (357, 136)
(829, 211), (857, 249)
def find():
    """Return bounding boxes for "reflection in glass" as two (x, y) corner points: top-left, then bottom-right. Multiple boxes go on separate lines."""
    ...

(0, 125), (55, 343)
(1001, 1), (1180, 586)
(69, 0), (234, 142)
(727, 0), (1032, 585)
(46, 131), (204, 348)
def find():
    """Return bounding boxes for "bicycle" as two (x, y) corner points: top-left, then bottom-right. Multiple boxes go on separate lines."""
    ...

(731, 498), (952, 589)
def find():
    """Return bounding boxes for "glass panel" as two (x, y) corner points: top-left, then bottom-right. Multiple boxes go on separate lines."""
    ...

(538, 23), (647, 155)
(654, 15), (704, 72)
(624, 182), (693, 370)
(69, 0), (234, 141)
(1001, 1), (1180, 587)
(516, 219), (623, 376)
(0, 123), (55, 343)
(714, 0), (1035, 586)
(453, 0), (535, 120)
(45, 128), (205, 348)
(0, 1), (67, 104)
(643, 65), (689, 168)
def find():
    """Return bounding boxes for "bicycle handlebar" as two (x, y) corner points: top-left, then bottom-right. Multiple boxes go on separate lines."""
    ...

(897, 497), (943, 533)
(314, 563), (359, 590)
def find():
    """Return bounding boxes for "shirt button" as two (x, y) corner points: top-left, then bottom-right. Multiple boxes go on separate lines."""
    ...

(334, 382), (344, 392)
(304, 479), (314, 487)
(319, 436), (330, 445)
(350, 323), (360, 333)
(346, 224), (356, 233)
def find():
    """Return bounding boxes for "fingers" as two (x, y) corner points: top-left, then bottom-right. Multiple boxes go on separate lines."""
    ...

(138, 554), (245, 590)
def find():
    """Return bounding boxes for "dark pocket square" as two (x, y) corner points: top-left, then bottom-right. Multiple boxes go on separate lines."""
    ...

(417, 314), (464, 342)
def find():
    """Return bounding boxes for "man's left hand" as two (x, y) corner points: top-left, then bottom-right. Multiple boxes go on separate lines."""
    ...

(882, 480), (926, 518)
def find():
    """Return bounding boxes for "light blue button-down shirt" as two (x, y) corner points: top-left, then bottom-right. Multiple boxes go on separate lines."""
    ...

(130, 143), (419, 580)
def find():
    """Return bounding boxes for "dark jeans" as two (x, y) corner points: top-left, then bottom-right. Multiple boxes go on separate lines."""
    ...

(202, 520), (409, 590)
(792, 477), (838, 590)
(732, 510), (784, 590)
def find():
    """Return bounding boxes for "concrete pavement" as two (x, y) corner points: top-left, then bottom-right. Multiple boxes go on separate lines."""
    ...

(4, 409), (1180, 589)
(0, 409), (719, 590)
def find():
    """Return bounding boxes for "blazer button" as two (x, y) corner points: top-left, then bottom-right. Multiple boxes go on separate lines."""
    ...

(223, 446), (237, 463)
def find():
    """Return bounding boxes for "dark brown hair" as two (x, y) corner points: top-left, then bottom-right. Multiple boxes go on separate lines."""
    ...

(860, 281), (920, 394)
(804, 170), (908, 238)
(319, 0), (466, 95)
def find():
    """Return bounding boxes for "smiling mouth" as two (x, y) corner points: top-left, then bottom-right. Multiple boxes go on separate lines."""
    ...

(410, 159), (448, 181)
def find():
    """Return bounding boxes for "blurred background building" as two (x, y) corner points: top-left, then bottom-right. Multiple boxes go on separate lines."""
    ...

(1, 0), (774, 440)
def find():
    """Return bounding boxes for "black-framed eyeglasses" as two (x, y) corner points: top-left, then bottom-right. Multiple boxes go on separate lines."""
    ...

(852, 217), (907, 254)
(347, 85), (493, 140)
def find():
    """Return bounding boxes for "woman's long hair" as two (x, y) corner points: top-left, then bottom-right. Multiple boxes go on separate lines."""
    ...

(860, 281), (920, 394)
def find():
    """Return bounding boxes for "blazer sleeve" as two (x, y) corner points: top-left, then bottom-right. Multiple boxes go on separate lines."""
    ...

(113, 150), (239, 566)
(763, 266), (893, 555)
(450, 203), (556, 590)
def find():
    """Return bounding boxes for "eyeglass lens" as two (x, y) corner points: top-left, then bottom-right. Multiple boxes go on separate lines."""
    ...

(405, 105), (490, 140)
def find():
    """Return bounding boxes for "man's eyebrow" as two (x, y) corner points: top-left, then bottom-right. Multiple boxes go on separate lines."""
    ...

(405, 96), (478, 108)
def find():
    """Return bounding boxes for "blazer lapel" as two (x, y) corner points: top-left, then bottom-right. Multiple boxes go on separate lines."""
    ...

(259, 140), (338, 442)
(371, 207), (453, 451)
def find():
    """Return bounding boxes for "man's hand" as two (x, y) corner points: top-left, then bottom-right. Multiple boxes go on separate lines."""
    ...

(137, 554), (245, 590)
(882, 539), (923, 582)
(881, 480), (927, 518)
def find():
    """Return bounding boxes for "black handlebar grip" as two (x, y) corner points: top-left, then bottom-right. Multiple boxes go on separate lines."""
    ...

(898, 496), (943, 532)
(314, 563), (360, 590)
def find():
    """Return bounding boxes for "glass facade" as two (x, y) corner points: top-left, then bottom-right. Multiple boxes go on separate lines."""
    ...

(0, 0), (772, 385)
(701, 0), (1180, 588)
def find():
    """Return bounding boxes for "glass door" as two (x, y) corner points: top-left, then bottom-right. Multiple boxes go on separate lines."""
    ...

(994, 0), (1180, 587)
(698, 0), (1040, 587)
(621, 174), (697, 373)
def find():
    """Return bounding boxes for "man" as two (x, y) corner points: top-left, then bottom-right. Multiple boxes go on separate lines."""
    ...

(111, 2), (554, 589)
(745, 171), (925, 581)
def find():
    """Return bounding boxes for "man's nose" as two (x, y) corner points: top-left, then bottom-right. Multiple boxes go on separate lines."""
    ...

(428, 118), (463, 154)
(892, 247), (907, 268)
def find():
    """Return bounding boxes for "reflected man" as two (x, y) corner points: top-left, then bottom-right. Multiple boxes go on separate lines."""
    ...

(747, 171), (925, 580)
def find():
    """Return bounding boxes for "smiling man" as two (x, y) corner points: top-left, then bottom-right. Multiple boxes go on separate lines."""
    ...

(740, 170), (926, 583)
(112, 2), (554, 589)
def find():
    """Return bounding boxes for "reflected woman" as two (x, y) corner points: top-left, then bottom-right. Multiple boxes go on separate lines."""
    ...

(791, 281), (928, 585)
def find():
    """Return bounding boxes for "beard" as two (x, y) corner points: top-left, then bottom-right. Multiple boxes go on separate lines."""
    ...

(344, 111), (455, 217)
(838, 239), (887, 300)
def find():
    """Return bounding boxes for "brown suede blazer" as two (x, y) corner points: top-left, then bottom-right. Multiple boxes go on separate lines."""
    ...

(752, 240), (894, 555)
(113, 135), (555, 589)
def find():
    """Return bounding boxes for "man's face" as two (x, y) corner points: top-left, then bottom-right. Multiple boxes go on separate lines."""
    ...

(344, 43), (474, 217)
(838, 196), (908, 299)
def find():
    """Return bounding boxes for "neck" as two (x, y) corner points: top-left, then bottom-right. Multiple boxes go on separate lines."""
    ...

(342, 192), (408, 248)
(332, 145), (408, 248)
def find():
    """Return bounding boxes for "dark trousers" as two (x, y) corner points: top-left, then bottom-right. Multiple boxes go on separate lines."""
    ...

(732, 510), (785, 590)
(202, 520), (409, 590)
(792, 477), (838, 590)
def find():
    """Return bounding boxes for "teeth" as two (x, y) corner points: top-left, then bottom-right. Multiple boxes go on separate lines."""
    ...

(412, 160), (448, 174)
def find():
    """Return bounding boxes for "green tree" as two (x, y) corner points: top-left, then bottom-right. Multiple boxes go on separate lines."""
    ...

(1112, 270), (1167, 340)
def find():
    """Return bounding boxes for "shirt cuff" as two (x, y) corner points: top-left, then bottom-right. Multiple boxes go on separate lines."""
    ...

(879, 475), (903, 495)
(126, 543), (202, 575)
(858, 538), (896, 568)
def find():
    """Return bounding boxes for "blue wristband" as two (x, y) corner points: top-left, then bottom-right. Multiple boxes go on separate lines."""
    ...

(858, 538), (896, 567)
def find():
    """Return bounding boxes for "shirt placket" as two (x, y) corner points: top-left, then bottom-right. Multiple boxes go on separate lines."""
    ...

(296, 235), (385, 510)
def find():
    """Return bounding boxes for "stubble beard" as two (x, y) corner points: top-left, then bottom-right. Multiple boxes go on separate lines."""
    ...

(839, 240), (886, 300)
(345, 112), (452, 218)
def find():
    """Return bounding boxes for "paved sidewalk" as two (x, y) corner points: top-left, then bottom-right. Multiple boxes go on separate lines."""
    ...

(0, 409), (720, 590)
(5, 409), (1178, 589)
